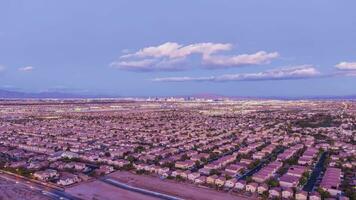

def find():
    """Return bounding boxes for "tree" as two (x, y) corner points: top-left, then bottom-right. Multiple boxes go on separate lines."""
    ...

(176, 175), (184, 182)
(122, 163), (134, 171)
(210, 169), (221, 176)
(246, 176), (253, 183)
(134, 146), (145, 153)
(299, 171), (310, 186)
(267, 178), (279, 187)
(126, 155), (136, 163)
(261, 191), (269, 200)
(317, 188), (330, 199)
(201, 157), (208, 164)
(181, 154), (189, 160)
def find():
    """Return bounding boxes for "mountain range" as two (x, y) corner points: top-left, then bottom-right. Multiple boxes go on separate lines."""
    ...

(0, 89), (355, 100)
(0, 89), (98, 99)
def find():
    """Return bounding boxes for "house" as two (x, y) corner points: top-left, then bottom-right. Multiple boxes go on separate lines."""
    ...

(175, 160), (195, 169)
(253, 151), (266, 160)
(66, 161), (78, 169)
(171, 170), (182, 177)
(215, 176), (226, 187)
(194, 176), (206, 184)
(269, 187), (281, 198)
(28, 161), (49, 170)
(240, 159), (253, 165)
(253, 173), (271, 183)
(207, 175), (218, 185)
(257, 184), (268, 194)
(225, 178), (237, 188)
(33, 169), (58, 181)
(235, 180), (246, 190)
(134, 163), (146, 171)
(112, 159), (130, 167)
(8, 161), (27, 168)
(204, 162), (220, 170)
(180, 170), (189, 179)
(57, 172), (80, 186)
(287, 165), (307, 178)
(279, 174), (299, 188)
(96, 165), (114, 175)
(252, 161), (282, 183)
(198, 167), (211, 175)
(225, 164), (244, 176)
(158, 167), (170, 174)
(188, 172), (200, 181)
(74, 162), (86, 171)
(158, 168), (170, 178)
(296, 190), (308, 200)
(146, 165), (156, 173)
(339, 196), (350, 200)
(282, 187), (293, 199)
(60, 151), (79, 159)
(319, 167), (342, 196)
(309, 192), (321, 200)
(246, 182), (258, 193)
(298, 157), (313, 165)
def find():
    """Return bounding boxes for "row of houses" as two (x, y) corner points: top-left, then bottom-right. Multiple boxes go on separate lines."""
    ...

(252, 161), (283, 183)
(298, 147), (319, 165)
(319, 167), (343, 196)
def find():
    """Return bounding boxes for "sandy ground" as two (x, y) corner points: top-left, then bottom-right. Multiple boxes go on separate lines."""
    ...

(66, 179), (160, 200)
(0, 178), (50, 200)
(108, 171), (256, 200)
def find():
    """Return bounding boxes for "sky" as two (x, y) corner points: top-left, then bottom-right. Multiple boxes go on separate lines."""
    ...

(0, 0), (356, 97)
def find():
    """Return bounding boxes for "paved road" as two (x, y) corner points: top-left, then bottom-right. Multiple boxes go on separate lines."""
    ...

(100, 177), (183, 200)
(303, 151), (328, 192)
(0, 171), (82, 200)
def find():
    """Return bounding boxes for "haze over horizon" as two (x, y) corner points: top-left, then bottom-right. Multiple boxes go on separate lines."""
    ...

(1, 1), (356, 97)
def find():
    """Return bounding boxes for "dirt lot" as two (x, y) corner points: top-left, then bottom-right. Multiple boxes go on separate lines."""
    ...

(66, 179), (160, 200)
(108, 171), (256, 200)
(0, 178), (50, 200)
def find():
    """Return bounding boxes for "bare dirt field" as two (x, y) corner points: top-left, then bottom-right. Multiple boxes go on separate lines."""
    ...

(66, 179), (160, 200)
(108, 171), (256, 200)
(0, 178), (50, 200)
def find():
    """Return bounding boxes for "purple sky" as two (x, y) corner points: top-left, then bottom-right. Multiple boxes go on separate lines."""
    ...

(0, 0), (356, 97)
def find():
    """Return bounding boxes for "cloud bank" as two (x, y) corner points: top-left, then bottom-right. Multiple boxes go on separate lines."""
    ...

(111, 42), (279, 71)
(335, 62), (356, 70)
(152, 65), (320, 82)
(18, 66), (34, 72)
(334, 61), (356, 77)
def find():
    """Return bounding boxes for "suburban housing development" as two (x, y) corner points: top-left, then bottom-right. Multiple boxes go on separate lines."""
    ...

(0, 99), (355, 200)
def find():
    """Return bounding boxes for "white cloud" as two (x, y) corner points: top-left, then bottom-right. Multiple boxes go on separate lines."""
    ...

(153, 76), (214, 82)
(18, 66), (34, 72)
(203, 51), (279, 67)
(111, 59), (157, 69)
(152, 65), (320, 82)
(111, 42), (279, 71)
(122, 42), (232, 59)
(110, 57), (189, 71)
(335, 62), (356, 70)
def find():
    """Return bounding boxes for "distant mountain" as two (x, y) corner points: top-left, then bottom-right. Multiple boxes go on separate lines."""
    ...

(189, 93), (228, 99)
(0, 89), (110, 99)
(187, 93), (356, 100)
(1, 89), (355, 100)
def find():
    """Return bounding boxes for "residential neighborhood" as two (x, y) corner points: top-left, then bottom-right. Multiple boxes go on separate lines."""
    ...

(0, 99), (355, 200)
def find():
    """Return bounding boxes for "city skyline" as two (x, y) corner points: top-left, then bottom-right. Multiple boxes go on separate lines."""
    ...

(1, 0), (356, 97)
